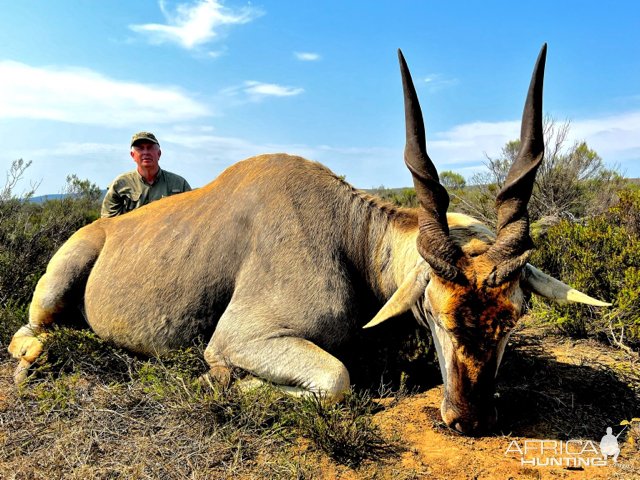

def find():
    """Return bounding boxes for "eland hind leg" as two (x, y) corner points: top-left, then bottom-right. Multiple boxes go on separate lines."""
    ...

(8, 225), (105, 383)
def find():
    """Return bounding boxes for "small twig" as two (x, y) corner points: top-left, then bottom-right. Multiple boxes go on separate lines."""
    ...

(91, 407), (149, 426)
(608, 317), (634, 354)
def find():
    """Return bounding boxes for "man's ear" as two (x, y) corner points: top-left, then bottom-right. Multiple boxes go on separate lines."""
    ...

(130, 150), (135, 160)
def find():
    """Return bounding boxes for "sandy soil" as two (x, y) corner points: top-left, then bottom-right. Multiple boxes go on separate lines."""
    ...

(370, 389), (632, 479)
(320, 325), (640, 479)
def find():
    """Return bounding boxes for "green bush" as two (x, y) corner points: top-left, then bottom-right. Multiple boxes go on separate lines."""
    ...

(369, 186), (419, 208)
(530, 188), (640, 348)
(32, 327), (134, 382)
(0, 301), (28, 350)
(0, 165), (101, 308)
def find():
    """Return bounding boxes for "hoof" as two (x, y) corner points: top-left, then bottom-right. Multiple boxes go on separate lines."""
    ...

(198, 365), (232, 389)
(13, 359), (33, 385)
(9, 326), (47, 385)
(8, 327), (45, 362)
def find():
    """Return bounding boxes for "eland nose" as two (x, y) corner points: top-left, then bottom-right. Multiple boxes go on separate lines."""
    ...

(442, 402), (497, 436)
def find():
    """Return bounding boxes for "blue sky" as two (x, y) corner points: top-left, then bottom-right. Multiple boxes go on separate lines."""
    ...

(1, 1), (639, 195)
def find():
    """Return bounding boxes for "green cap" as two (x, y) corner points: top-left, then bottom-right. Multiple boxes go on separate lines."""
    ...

(131, 131), (160, 147)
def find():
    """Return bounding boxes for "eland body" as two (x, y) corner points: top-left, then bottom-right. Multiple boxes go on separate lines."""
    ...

(9, 45), (607, 434)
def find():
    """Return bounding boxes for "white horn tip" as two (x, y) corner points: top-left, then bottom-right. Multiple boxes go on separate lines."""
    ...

(362, 316), (385, 329)
(566, 289), (612, 307)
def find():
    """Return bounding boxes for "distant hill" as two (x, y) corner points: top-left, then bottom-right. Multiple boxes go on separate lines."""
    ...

(30, 190), (107, 204)
(30, 194), (64, 203)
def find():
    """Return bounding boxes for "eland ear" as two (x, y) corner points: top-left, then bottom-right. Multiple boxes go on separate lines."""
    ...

(523, 264), (611, 306)
(363, 262), (429, 329)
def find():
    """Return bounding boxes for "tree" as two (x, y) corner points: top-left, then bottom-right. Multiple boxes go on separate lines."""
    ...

(1, 158), (38, 202)
(65, 174), (103, 203)
(440, 171), (466, 210)
(529, 119), (623, 221)
(440, 171), (466, 191)
(369, 185), (419, 208)
(456, 117), (623, 228)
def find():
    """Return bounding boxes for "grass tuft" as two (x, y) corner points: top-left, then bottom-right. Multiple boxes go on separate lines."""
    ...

(33, 327), (133, 383)
(293, 390), (399, 468)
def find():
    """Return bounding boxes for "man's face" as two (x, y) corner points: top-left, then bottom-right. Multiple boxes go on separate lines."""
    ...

(131, 141), (161, 172)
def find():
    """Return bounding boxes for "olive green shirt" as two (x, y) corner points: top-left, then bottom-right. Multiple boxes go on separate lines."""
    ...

(101, 168), (191, 218)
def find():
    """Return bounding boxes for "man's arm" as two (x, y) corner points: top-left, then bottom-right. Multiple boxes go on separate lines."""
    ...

(100, 183), (124, 218)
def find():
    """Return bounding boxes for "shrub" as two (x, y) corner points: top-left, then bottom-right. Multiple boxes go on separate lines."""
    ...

(369, 185), (419, 208)
(0, 162), (101, 307)
(0, 301), (28, 350)
(32, 327), (134, 382)
(530, 187), (640, 349)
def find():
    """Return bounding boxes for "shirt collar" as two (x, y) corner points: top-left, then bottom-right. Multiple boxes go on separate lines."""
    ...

(138, 167), (163, 186)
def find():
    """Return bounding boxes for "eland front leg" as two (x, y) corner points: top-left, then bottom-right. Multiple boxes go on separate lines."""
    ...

(203, 307), (351, 401)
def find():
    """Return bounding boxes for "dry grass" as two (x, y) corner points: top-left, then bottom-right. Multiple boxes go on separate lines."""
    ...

(1, 322), (639, 479)
(0, 328), (400, 479)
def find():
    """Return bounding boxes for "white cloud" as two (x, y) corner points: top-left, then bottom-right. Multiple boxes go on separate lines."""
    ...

(219, 81), (304, 102)
(429, 120), (520, 166)
(10, 106), (640, 196)
(0, 61), (210, 127)
(424, 111), (640, 176)
(423, 73), (459, 92)
(243, 81), (304, 99)
(154, 132), (401, 189)
(571, 111), (640, 165)
(294, 52), (321, 61)
(130, 0), (262, 49)
(31, 142), (122, 157)
(206, 48), (226, 58)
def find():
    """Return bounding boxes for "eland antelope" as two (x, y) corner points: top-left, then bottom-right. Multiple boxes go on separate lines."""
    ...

(9, 44), (608, 434)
